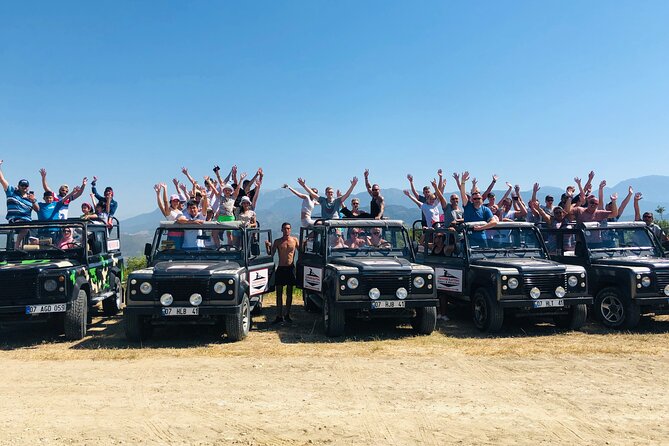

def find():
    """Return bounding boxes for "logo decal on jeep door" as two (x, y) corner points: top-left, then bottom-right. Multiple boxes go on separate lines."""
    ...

(436, 267), (462, 292)
(304, 267), (323, 291)
(249, 268), (269, 296)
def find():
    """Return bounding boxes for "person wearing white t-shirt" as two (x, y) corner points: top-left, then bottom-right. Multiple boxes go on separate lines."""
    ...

(177, 199), (207, 249)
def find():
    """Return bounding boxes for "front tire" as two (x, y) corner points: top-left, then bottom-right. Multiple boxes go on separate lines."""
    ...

(251, 294), (263, 316)
(412, 306), (437, 334)
(472, 288), (504, 333)
(595, 287), (640, 329)
(65, 288), (88, 340)
(323, 291), (345, 337)
(226, 294), (251, 342)
(102, 274), (123, 316)
(124, 313), (153, 342)
(553, 304), (588, 330)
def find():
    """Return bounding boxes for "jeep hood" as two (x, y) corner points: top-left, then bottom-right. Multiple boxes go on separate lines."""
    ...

(153, 260), (242, 276)
(472, 258), (565, 273)
(0, 259), (81, 273)
(329, 257), (412, 272)
(592, 257), (669, 269)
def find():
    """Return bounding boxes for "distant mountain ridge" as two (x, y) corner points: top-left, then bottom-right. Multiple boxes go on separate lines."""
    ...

(119, 175), (669, 256)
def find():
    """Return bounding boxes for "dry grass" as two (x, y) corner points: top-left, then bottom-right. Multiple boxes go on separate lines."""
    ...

(2, 292), (669, 361)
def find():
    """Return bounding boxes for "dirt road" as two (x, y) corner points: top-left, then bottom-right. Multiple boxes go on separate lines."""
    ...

(1, 300), (668, 446)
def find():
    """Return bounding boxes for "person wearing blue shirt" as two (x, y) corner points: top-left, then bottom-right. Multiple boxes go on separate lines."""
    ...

(455, 171), (499, 244)
(0, 160), (39, 223)
(37, 189), (78, 221)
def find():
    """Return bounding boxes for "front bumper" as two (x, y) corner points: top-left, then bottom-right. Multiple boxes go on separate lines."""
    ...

(499, 296), (592, 309)
(124, 303), (241, 317)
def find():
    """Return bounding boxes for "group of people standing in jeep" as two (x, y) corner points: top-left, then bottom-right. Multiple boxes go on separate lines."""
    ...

(1, 160), (117, 226)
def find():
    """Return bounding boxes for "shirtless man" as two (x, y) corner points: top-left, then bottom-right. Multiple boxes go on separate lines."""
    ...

(266, 222), (299, 324)
(366, 227), (391, 248)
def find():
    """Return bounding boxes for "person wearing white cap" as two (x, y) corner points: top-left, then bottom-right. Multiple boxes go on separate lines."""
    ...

(154, 183), (183, 221)
(207, 173), (246, 222)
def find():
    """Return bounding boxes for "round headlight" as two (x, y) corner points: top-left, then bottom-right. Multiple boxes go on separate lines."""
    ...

(508, 277), (519, 289)
(347, 277), (359, 289)
(44, 279), (57, 292)
(189, 293), (203, 306)
(641, 276), (651, 288)
(140, 282), (152, 294)
(396, 287), (408, 299)
(555, 286), (566, 298)
(130, 279), (137, 285)
(214, 281), (226, 294)
(568, 276), (578, 287)
(160, 293), (173, 306)
(369, 288), (380, 300)
(530, 287), (541, 299)
(413, 276), (425, 288)
(664, 284), (669, 296)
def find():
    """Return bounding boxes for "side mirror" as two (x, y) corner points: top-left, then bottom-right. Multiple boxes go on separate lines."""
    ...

(144, 243), (152, 257)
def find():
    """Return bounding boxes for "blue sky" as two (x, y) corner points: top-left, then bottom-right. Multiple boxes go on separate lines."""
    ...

(1, 1), (668, 218)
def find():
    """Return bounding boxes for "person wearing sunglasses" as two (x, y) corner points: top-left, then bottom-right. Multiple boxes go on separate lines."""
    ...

(365, 228), (391, 249)
(634, 192), (668, 243)
(572, 194), (617, 223)
(456, 171), (498, 231)
(363, 169), (385, 219)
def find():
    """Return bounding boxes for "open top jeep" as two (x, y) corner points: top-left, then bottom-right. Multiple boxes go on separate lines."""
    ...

(415, 221), (591, 332)
(541, 221), (669, 329)
(124, 221), (274, 342)
(296, 219), (437, 337)
(0, 218), (125, 340)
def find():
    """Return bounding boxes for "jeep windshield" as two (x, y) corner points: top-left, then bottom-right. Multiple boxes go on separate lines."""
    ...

(466, 226), (547, 260)
(326, 226), (411, 258)
(584, 227), (661, 259)
(0, 225), (86, 261)
(152, 228), (245, 261)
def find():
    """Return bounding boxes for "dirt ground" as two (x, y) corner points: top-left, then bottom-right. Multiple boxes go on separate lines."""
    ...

(1, 294), (668, 446)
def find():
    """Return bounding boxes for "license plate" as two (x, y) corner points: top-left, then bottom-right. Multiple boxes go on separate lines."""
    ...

(371, 300), (406, 309)
(26, 303), (67, 314)
(161, 307), (199, 316)
(532, 299), (564, 308)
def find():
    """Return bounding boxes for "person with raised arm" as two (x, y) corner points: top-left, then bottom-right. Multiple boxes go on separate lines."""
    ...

(481, 174), (498, 201)
(208, 172), (245, 222)
(298, 177), (358, 221)
(457, 171), (498, 232)
(407, 173), (431, 226)
(91, 176), (118, 226)
(39, 168), (87, 219)
(572, 192), (617, 223)
(363, 169), (385, 219)
(634, 192), (668, 242)
(403, 188), (442, 229)
(283, 182), (320, 227)
(431, 179), (462, 228)
(339, 193), (372, 219)
(0, 160), (38, 223)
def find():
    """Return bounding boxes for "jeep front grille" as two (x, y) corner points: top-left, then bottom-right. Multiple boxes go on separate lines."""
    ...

(655, 270), (669, 291)
(522, 274), (566, 296)
(363, 274), (412, 297)
(0, 276), (39, 305)
(155, 278), (209, 302)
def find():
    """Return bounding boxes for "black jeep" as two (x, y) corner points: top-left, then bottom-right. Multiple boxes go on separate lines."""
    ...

(0, 218), (125, 340)
(415, 221), (591, 332)
(124, 221), (274, 342)
(540, 221), (669, 329)
(296, 219), (437, 337)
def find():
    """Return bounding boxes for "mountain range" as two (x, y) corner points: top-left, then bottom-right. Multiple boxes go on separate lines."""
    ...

(119, 175), (669, 256)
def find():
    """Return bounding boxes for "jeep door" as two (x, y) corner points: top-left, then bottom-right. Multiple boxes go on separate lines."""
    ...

(424, 228), (467, 299)
(541, 228), (588, 267)
(86, 225), (118, 301)
(296, 227), (325, 296)
(246, 229), (275, 302)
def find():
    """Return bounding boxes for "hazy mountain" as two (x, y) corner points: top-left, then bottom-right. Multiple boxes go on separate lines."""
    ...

(117, 175), (669, 257)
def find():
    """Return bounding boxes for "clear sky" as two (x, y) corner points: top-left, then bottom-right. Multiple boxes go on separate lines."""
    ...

(1, 1), (668, 218)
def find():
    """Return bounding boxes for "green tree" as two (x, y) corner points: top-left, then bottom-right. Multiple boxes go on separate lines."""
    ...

(126, 256), (147, 275)
(655, 206), (666, 222)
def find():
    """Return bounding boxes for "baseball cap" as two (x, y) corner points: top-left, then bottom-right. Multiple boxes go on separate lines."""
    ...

(169, 194), (180, 202)
(240, 196), (252, 204)
(18, 179), (29, 187)
(222, 183), (234, 191)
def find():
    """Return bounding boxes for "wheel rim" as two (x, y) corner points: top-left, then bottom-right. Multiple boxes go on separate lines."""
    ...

(242, 297), (250, 333)
(473, 296), (487, 326)
(601, 295), (624, 324)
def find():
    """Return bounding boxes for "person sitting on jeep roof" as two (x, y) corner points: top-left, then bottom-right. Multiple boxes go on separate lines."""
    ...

(297, 176), (358, 220)
(282, 182), (320, 227)
(339, 196), (372, 219)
